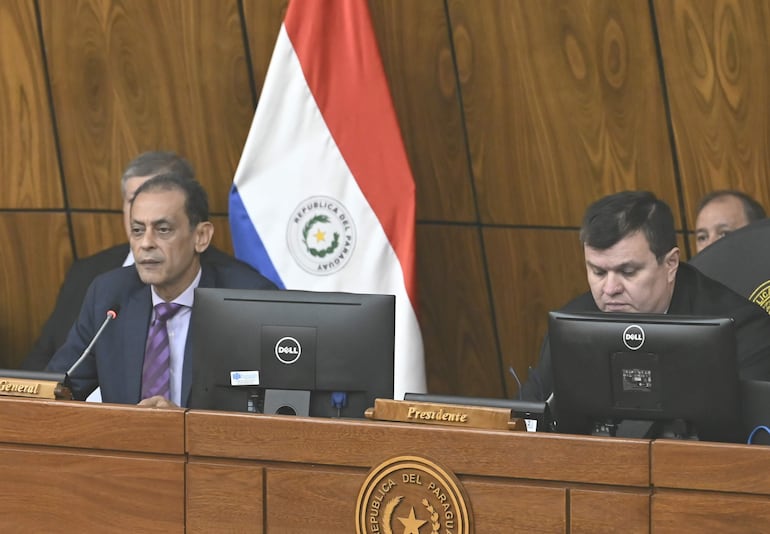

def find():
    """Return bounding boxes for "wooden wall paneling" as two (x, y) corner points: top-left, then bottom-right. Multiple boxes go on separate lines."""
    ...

(0, 0), (63, 209)
(369, 0), (476, 222)
(71, 211), (124, 259)
(0, 213), (71, 368)
(449, 0), (679, 227)
(484, 228), (586, 397)
(654, 0), (770, 230)
(40, 0), (255, 214)
(241, 0), (288, 102)
(417, 224), (502, 397)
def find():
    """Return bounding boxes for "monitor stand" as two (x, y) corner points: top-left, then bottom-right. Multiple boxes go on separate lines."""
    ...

(264, 389), (311, 416)
(593, 419), (699, 440)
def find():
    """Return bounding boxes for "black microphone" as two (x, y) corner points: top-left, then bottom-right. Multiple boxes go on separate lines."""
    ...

(66, 305), (120, 378)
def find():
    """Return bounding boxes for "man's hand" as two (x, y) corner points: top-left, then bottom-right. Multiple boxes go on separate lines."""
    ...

(138, 395), (180, 408)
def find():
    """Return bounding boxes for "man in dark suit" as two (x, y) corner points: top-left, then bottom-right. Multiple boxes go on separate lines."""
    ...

(46, 172), (275, 407)
(521, 191), (770, 402)
(21, 151), (198, 370)
(694, 189), (766, 253)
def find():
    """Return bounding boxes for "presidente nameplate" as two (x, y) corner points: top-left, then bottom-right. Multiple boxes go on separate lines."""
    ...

(365, 398), (526, 431)
(0, 373), (71, 400)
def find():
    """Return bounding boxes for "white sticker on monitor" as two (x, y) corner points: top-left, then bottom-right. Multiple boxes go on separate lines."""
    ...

(230, 370), (260, 386)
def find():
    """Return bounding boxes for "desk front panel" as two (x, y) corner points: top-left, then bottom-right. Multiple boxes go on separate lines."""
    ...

(0, 445), (184, 532)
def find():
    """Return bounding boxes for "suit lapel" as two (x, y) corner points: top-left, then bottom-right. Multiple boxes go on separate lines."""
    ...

(119, 285), (153, 403)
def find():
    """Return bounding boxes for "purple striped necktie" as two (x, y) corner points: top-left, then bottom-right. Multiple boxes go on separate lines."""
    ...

(141, 302), (183, 400)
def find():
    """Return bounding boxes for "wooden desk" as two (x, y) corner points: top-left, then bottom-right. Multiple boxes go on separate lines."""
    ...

(652, 439), (770, 532)
(2, 397), (770, 532)
(0, 397), (185, 532)
(185, 411), (651, 532)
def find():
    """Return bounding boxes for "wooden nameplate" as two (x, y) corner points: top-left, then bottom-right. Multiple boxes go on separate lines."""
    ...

(365, 398), (526, 431)
(0, 370), (72, 400)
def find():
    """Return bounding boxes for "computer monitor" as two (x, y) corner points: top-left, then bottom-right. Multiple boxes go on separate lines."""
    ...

(548, 311), (743, 442)
(189, 288), (395, 418)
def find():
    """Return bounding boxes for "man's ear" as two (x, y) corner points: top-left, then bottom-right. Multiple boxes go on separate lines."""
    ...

(665, 247), (680, 282)
(194, 221), (214, 253)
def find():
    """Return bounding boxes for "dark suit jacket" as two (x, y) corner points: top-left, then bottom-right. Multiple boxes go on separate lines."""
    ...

(521, 262), (770, 402)
(22, 244), (246, 371)
(46, 255), (276, 406)
(21, 244), (130, 371)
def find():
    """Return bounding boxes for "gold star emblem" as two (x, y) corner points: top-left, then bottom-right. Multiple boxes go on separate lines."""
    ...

(313, 228), (326, 243)
(397, 506), (427, 534)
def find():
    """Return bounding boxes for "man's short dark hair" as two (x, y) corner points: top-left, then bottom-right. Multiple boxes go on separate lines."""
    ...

(579, 191), (676, 262)
(130, 171), (209, 227)
(697, 190), (767, 223)
(121, 151), (194, 196)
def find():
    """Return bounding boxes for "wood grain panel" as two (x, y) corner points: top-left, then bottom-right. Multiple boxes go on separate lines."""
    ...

(71, 211), (124, 258)
(655, 0), (770, 229)
(485, 228), (587, 397)
(652, 489), (770, 533)
(0, 212), (71, 368)
(241, 0), (287, 101)
(186, 413), (651, 487)
(571, 488), (650, 533)
(0, 0), (62, 209)
(417, 225), (501, 397)
(450, 0), (679, 227)
(369, 0), (476, 221)
(187, 461), (264, 533)
(266, 467), (362, 532)
(40, 0), (254, 213)
(0, 447), (184, 532)
(463, 479), (566, 532)
(652, 439), (770, 495)
(0, 397), (184, 453)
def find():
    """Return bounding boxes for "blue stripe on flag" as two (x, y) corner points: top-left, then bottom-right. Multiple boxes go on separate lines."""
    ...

(228, 185), (285, 289)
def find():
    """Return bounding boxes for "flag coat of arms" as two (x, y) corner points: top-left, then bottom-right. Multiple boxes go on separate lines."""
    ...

(229, 0), (426, 399)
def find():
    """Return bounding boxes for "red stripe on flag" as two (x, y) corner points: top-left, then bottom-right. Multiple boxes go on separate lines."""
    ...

(284, 0), (418, 310)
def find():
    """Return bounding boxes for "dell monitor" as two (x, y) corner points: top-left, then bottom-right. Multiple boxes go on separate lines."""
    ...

(189, 288), (395, 419)
(548, 311), (743, 442)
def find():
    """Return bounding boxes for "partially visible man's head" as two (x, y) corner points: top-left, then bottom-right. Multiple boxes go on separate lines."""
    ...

(120, 151), (195, 237)
(580, 191), (679, 314)
(128, 172), (213, 302)
(694, 190), (766, 253)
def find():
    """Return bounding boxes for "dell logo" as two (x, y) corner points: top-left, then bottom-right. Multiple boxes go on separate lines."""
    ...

(622, 325), (645, 350)
(275, 336), (302, 364)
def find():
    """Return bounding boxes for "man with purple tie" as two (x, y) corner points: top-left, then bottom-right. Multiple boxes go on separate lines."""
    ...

(47, 172), (275, 407)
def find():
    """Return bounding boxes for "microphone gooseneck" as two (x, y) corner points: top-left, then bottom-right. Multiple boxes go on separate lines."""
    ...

(66, 306), (121, 377)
